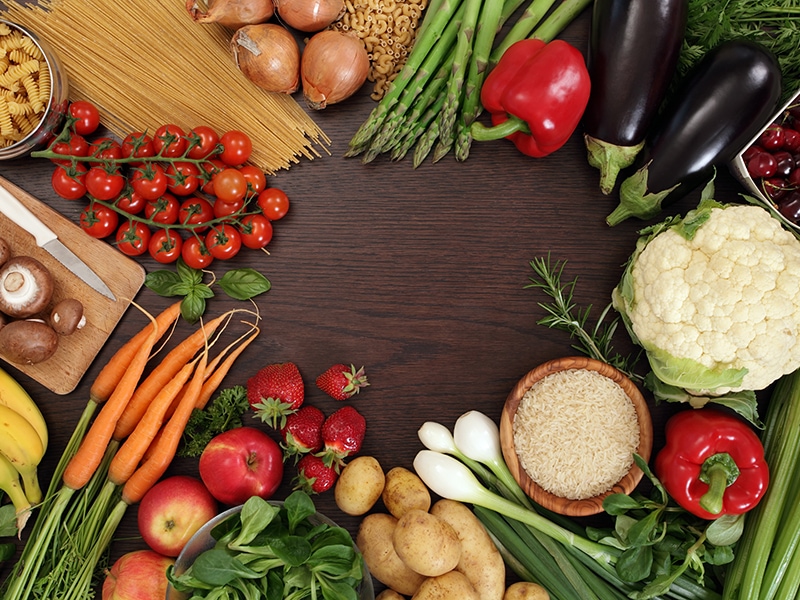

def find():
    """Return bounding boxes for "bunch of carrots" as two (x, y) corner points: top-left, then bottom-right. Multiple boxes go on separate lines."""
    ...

(1, 301), (260, 600)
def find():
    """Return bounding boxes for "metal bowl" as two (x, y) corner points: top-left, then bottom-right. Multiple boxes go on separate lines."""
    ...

(166, 502), (375, 600)
(0, 20), (69, 160)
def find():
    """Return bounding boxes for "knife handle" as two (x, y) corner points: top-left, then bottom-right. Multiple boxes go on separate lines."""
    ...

(0, 185), (58, 246)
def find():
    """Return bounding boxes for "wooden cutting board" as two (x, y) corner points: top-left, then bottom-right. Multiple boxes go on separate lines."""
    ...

(0, 176), (146, 394)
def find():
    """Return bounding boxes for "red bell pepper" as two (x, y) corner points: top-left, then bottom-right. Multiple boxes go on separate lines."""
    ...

(654, 408), (769, 520)
(471, 39), (591, 157)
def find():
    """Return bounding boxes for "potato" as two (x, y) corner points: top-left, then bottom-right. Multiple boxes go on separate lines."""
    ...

(430, 500), (505, 600)
(503, 582), (550, 600)
(376, 590), (407, 600)
(412, 571), (480, 600)
(382, 467), (431, 518)
(356, 513), (425, 596)
(335, 455), (385, 515)
(393, 509), (461, 577)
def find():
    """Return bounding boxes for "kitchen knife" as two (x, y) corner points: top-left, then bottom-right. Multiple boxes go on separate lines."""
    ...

(0, 185), (116, 301)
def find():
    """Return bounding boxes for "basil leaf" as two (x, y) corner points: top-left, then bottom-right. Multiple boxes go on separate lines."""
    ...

(177, 258), (204, 285)
(219, 268), (271, 301)
(181, 290), (208, 324)
(144, 269), (186, 297)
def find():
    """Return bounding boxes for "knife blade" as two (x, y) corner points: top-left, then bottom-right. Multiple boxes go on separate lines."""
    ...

(0, 185), (116, 301)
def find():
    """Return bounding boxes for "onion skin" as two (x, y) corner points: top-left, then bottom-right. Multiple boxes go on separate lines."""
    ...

(301, 30), (369, 109)
(186, 0), (275, 28)
(231, 23), (300, 94)
(274, 0), (345, 32)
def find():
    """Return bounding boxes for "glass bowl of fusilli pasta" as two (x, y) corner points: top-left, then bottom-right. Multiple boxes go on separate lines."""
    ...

(0, 20), (69, 160)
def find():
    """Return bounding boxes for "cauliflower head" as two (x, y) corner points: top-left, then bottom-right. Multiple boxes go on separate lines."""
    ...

(613, 199), (800, 394)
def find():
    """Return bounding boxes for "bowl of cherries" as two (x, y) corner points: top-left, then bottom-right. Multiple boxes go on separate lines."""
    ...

(730, 90), (800, 230)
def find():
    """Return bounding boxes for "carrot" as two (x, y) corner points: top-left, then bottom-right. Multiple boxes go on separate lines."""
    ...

(62, 313), (161, 491)
(89, 301), (181, 404)
(121, 349), (209, 505)
(112, 311), (233, 441)
(107, 357), (200, 486)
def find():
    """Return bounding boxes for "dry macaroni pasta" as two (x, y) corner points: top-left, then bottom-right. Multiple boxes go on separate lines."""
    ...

(0, 25), (49, 147)
(329, 0), (427, 100)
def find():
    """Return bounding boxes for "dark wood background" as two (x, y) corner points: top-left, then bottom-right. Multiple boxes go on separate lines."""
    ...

(0, 8), (749, 593)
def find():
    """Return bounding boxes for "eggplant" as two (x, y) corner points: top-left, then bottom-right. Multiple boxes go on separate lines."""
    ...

(583, 0), (687, 194)
(606, 39), (783, 227)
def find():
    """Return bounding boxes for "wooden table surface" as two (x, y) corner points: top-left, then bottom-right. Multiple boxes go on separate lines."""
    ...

(0, 8), (750, 592)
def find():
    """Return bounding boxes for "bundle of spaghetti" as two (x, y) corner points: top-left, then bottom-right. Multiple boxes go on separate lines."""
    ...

(3, 0), (330, 173)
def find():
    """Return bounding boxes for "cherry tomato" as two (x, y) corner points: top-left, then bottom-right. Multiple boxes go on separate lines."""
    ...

(212, 168), (248, 204)
(257, 187), (290, 220)
(212, 197), (245, 220)
(49, 133), (89, 164)
(131, 164), (169, 201)
(178, 197), (215, 232)
(199, 158), (225, 195)
(51, 164), (88, 200)
(85, 167), (125, 201)
(145, 193), (180, 224)
(182, 235), (214, 269)
(206, 224), (242, 260)
(79, 204), (119, 238)
(115, 221), (152, 256)
(239, 165), (267, 195)
(68, 101), (101, 136)
(89, 137), (123, 160)
(148, 229), (183, 264)
(219, 130), (252, 166)
(121, 132), (155, 163)
(239, 214), (273, 249)
(166, 162), (200, 196)
(115, 189), (147, 215)
(153, 124), (187, 158)
(186, 125), (220, 160)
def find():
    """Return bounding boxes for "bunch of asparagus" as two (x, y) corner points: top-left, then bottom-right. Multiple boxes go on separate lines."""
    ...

(345, 0), (591, 166)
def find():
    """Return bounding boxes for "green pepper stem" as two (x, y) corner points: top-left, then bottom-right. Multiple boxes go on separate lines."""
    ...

(470, 115), (530, 141)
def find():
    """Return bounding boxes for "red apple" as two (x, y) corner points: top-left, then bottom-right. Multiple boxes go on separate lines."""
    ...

(102, 549), (174, 600)
(199, 426), (284, 505)
(136, 475), (218, 557)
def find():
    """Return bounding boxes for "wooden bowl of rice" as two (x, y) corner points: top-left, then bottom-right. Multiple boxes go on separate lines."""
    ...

(500, 356), (653, 517)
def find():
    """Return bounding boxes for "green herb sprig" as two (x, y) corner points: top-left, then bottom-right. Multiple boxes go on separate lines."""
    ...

(525, 255), (641, 381)
(679, 0), (800, 101)
(178, 385), (250, 458)
(145, 259), (270, 323)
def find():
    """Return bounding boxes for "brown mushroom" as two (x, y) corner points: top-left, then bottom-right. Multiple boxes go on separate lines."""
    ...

(0, 319), (59, 364)
(50, 298), (86, 335)
(0, 256), (54, 318)
(0, 237), (10, 268)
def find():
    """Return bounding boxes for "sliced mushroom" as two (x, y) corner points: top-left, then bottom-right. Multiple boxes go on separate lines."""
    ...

(0, 238), (10, 268)
(0, 256), (54, 318)
(0, 319), (59, 364)
(50, 298), (86, 335)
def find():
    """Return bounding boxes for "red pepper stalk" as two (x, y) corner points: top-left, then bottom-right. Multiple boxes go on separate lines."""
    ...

(654, 408), (769, 520)
(470, 39), (591, 158)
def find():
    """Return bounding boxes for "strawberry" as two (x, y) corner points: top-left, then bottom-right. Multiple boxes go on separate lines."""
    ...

(318, 405), (366, 469)
(280, 405), (325, 463)
(247, 362), (305, 429)
(316, 364), (370, 400)
(294, 454), (338, 494)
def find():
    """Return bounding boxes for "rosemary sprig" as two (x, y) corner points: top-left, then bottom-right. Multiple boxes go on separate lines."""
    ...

(679, 0), (800, 102)
(525, 255), (641, 381)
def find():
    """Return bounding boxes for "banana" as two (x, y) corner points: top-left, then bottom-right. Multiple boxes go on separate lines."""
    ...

(0, 451), (31, 532)
(0, 404), (45, 504)
(0, 365), (48, 451)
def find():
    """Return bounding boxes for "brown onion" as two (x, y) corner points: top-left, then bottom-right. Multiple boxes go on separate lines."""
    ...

(186, 0), (275, 28)
(231, 23), (300, 94)
(301, 30), (369, 109)
(274, 0), (345, 32)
